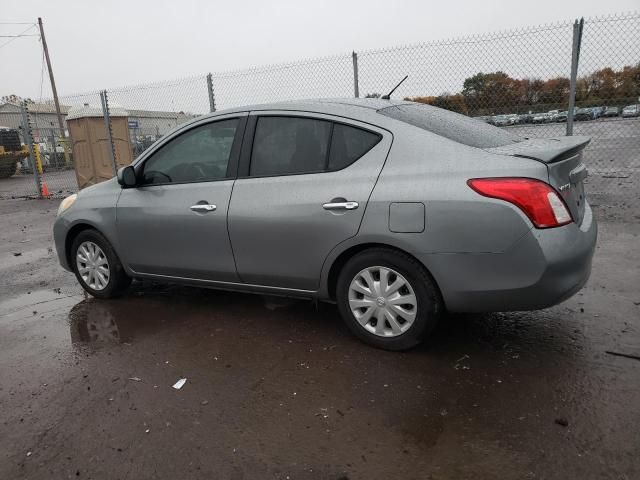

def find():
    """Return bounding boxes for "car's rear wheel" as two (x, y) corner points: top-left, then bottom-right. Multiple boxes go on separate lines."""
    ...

(336, 248), (442, 351)
(71, 230), (131, 299)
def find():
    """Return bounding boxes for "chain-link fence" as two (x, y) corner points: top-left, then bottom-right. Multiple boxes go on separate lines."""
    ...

(1, 12), (638, 216)
(574, 13), (640, 218)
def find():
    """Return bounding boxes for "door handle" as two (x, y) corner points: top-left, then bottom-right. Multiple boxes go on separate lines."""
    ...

(323, 201), (359, 211)
(190, 204), (217, 212)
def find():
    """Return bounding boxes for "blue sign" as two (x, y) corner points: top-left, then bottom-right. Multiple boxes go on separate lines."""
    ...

(128, 120), (139, 129)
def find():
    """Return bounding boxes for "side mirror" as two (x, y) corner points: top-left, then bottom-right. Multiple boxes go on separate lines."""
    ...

(117, 166), (137, 188)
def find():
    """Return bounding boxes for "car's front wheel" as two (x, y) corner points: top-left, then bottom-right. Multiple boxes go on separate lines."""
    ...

(71, 230), (131, 299)
(336, 248), (442, 351)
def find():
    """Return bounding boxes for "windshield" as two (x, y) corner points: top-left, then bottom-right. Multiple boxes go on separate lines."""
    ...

(379, 104), (520, 149)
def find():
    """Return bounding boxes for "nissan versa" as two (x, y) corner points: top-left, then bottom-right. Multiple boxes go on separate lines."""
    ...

(54, 99), (597, 350)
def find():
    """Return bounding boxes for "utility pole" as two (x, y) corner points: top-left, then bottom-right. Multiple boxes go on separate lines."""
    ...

(566, 18), (584, 136)
(38, 17), (70, 165)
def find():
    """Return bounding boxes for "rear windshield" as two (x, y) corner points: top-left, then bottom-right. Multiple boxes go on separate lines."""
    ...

(378, 104), (521, 148)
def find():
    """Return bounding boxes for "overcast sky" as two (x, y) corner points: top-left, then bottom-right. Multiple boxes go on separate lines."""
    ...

(1, 0), (638, 102)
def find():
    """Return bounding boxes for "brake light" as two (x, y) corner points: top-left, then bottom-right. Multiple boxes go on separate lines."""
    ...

(467, 177), (572, 228)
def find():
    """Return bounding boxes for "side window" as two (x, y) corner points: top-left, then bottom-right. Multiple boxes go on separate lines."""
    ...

(141, 118), (239, 185)
(250, 117), (331, 176)
(328, 124), (381, 170)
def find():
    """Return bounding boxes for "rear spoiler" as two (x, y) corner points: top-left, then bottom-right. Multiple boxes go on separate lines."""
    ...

(484, 135), (591, 164)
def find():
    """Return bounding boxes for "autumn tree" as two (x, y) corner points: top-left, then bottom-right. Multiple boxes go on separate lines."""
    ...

(405, 93), (469, 115)
(462, 71), (521, 113)
(615, 63), (640, 100)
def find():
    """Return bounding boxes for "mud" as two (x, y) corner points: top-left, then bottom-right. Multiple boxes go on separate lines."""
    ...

(1, 199), (639, 479)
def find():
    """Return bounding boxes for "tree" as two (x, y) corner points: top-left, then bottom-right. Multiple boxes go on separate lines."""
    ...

(462, 71), (520, 114)
(589, 68), (617, 101)
(1, 94), (34, 104)
(405, 94), (469, 115)
(616, 63), (640, 100)
(539, 77), (570, 105)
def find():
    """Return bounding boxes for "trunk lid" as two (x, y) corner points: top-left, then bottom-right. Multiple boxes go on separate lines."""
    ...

(485, 136), (590, 224)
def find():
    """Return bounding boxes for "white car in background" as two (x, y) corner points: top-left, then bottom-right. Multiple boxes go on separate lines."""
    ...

(622, 104), (640, 118)
(532, 112), (550, 124)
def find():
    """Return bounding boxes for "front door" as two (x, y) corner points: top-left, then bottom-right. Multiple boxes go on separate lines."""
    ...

(117, 114), (246, 281)
(228, 112), (391, 290)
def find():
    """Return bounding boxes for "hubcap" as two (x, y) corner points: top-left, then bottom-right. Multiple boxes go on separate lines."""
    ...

(76, 241), (110, 291)
(348, 266), (417, 337)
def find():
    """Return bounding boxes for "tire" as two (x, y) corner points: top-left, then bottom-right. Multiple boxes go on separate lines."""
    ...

(336, 248), (442, 351)
(71, 229), (131, 299)
(0, 161), (17, 179)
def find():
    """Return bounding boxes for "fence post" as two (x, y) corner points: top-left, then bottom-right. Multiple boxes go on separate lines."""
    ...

(100, 90), (118, 176)
(20, 102), (42, 198)
(207, 73), (216, 112)
(567, 18), (584, 136)
(352, 51), (360, 98)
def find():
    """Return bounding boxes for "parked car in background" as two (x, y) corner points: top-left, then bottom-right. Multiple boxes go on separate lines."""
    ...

(493, 115), (513, 127)
(507, 114), (520, 125)
(575, 107), (597, 121)
(519, 113), (533, 124)
(603, 106), (620, 118)
(474, 115), (494, 124)
(556, 111), (568, 122)
(548, 110), (560, 122)
(622, 104), (640, 118)
(532, 112), (550, 124)
(53, 98), (597, 351)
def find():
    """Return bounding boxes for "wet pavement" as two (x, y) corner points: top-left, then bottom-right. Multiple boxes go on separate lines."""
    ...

(1, 199), (639, 480)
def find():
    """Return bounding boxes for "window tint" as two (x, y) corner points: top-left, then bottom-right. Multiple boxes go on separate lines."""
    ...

(250, 117), (331, 176)
(141, 118), (238, 185)
(379, 104), (520, 148)
(328, 124), (381, 170)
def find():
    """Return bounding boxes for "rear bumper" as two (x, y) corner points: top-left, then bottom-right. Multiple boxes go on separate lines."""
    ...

(421, 202), (597, 313)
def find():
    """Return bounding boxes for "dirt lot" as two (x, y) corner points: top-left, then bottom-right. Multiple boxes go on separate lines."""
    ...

(1, 198), (639, 480)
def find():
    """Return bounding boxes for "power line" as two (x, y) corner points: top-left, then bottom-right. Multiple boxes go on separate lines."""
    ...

(0, 34), (39, 37)
(0, 24), (38, 50)
(0, 22), (36, 25)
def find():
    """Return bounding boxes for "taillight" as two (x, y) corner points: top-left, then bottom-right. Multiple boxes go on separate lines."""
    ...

(467, 177), (572, 228)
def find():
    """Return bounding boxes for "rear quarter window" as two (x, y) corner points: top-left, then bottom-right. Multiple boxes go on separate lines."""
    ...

(328, 124), (381, 170)
(379, 104), (520, 149)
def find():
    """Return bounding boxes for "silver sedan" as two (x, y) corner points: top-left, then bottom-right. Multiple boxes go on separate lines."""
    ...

(54, 99), (597, 350)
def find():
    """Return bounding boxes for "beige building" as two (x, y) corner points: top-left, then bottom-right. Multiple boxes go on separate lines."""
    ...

(0, 101), (197, 142)
(0, 101), (70, 138)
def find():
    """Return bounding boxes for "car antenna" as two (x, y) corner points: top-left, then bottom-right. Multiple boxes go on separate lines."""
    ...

(381, 75), (408, 100)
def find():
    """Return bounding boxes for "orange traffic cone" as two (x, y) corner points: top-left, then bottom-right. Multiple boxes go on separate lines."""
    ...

(41, 181), (50, 198)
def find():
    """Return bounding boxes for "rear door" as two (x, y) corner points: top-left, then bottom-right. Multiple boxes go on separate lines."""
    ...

(228, 111), (392, 290)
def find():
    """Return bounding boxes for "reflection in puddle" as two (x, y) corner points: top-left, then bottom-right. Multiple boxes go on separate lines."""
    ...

(65, 286), (306, 348)
(69, 300), (121, 344)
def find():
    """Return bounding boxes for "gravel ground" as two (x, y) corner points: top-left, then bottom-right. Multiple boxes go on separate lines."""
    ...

(0, 198), (639, 480)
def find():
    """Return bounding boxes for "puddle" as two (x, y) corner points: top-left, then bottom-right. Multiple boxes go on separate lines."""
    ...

(68, 300), (123, 344)
(63, 285), (308, 348)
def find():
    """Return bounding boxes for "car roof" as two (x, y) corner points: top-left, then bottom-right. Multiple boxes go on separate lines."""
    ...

(194, 98), (414, 125)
